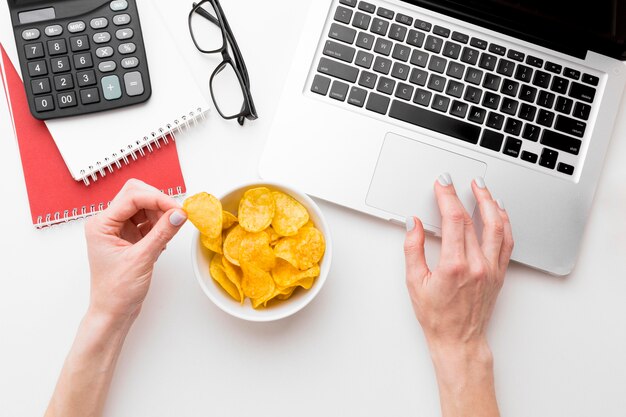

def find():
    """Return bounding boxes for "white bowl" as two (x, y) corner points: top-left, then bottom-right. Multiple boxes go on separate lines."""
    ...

(191, 181), (332, 322)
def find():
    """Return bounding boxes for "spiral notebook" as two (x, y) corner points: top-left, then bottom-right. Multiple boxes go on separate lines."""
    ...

(1, 43), (187, 228)
(0, 0), (209, 185)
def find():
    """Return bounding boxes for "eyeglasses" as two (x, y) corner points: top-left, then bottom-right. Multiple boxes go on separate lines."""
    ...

(188, 0), (258, 125)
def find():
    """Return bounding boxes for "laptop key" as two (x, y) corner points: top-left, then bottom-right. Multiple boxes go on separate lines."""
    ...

(582, 73), (599, 86)
(504, 118), (522, 136)
(334, 6), (353, 24)
(479, 53), (497, 71)
(526, 55), (543, 68)
(413, 88), (432, 106)
(539, 148), (558, 169)
(358, 1), (376, 14)
(374, 38), (393, 56)
(545, 61), (562, 74)
(329, 80), (350, 101)
(532, 70), (551, 88)
(555, 96), (573, 115)
(564, 68), (581, 80)
(358, 71), (378, 88)
(376, 77), (396, 95)
(414, 19), (432, 32)
(391, 62), (410, 80)
(503, 137), (522, 157)
(573, 102), (591, 120)
(557, 162), (575, 175)
(329, 23), (357, 44)
(537, 91), (556, 108)
(356, 32), (375, 50)
(389, 100), (482, 144)
(468, 106), (487, 124)
(432, 94), (451, 112)
(482, 92), (500, 110)
(522, 124), (541, 142)
(518, 103), (537, 121)
(555, 115), (586, 138)
(521, 151), (538, 163)
(377, 7), (394, 19)
(392, 44), (411, 62)
(541, 130), (581, 154)
(409, 68), (428, 86)
(443, 41), (462, 59)
(340, 0), (357, 7)
(488, 44), (506, 56)
(407, 29), (425, 47)
(519, 85), (537, 103)
(347, 86), (368, 107)
(395, 83), (414, 101)
(373, 56), (392, 74)
(501, 97), (518, 115)
(428, 74), (446, 92)
(551, 76), (569, 94)
(410, 50), (429, 67)
(433, 25), (450, 38)
(352, 12), (371, 30)
(395, 13), (413, 26)
(428, 56), (448, 74)
(318, 57), (359, 83)
(537, 109), (555, 127)
(514, 64), (533, 82)
(324, 40), (356, 63)
(311, 74), (331, 95)
(371, 18), (389, 35)
(450, 100), (469, 118)
(501, 79), (519, 97)
(355, 50), (374, 68)
(507, 50), (525, 62)
(465, 67), (483, 85)
(446, 80), (464, 98)
(480, 130), (504, 151)
(486, 112), (505, 130)
(483, 73), (502, 91)
(389, 23), (407, 41)
(366, 92), (390, 114)
(569, 82), (596, 103)
(470, 37), (488, 50)
(461, 47), (479, 65)
(424, 35), (444, 53)
(446, 62), (465, 80)
(451, 31), (469, 44)
(496, 59), (515, 77)
(464, 86), (482, 104)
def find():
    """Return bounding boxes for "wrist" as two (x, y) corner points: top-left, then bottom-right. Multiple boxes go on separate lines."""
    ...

(84, 305), (136, 338)
(428, 338), (494, 385)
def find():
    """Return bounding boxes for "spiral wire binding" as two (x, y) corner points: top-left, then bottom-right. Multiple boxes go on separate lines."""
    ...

(79, 107), (208, 186)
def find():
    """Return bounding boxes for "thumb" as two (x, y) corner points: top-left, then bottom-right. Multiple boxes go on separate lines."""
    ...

(135, 208), (187, 259)
(404, 216), (430, 283)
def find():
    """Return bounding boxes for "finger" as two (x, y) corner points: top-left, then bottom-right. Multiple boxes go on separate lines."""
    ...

(130, 209), (148, 227)
(133, 209), (188, 260)
(145, 209), (164, 229)
(120, 221), (144, 244)
(106, 180), (181, 224)
(472, 178), (504, 265)
(404, 216), (430, 284)
(434, 173), (470, 260)
(495, 199), (514, 272)
(138, 221), (153, 239)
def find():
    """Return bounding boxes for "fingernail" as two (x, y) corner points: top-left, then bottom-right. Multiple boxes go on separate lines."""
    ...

(474, 177), (486, 189)
(496, 199), (505, 211)
(406, 217), (416, 232)
(169, 210), (187, 226)
(438, 172), (452, 186)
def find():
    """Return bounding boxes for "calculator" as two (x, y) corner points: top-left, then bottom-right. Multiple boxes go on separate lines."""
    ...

(7, 0), (152, 120)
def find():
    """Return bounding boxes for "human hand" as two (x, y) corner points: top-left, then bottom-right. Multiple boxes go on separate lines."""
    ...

(84, 179), (188, 324)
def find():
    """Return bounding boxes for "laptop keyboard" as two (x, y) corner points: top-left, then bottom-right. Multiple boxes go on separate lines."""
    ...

(310, 0), (601, 178)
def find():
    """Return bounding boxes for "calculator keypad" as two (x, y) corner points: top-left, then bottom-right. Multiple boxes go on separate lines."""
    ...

(10, 0), (151, 120)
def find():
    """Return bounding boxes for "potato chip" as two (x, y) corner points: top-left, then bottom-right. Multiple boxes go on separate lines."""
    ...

(238, 187), (275, 233)
(272, 258), (320, 288)
(222, 257), (244, 303)
(276, 287), (296, 300)
(271, 191), (310, 237)
(274, 226), (325, 270)
(241, 262), (275, 307)
(239, 231), (276, 272)
(266, 227), (282, 246)
(184, 193), (223, 238)
(201, 233), (223, 254)
(222, 211), (238, 230)
(210, 254), (241, 302)
(223, 225), (248, 266)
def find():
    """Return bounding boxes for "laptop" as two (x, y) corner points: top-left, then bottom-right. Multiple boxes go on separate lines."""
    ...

(260, 0), (626, 276)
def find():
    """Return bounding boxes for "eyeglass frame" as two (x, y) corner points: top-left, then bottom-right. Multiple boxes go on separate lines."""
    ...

(189, 0), (258, 125)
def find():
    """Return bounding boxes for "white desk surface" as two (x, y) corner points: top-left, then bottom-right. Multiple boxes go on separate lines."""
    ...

(1, 1), (625, 416)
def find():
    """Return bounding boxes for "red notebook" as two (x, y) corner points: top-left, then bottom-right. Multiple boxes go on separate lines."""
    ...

(0, 44), (187, 228)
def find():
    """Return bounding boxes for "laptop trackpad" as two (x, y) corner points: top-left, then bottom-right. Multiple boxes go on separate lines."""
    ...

(366, 132), (487, 230)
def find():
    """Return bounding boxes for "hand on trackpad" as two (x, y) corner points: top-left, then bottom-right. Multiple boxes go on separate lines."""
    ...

(366, 132), (487, 230)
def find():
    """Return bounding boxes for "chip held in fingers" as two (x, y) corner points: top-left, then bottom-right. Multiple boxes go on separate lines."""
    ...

(185, 187), (326, 309)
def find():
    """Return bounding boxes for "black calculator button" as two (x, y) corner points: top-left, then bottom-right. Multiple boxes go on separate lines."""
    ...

(124, 71), (144, 96)
(68, 21), (86, 33)
(77, 70), (97, 87)
(99, 61), (117, 72)
(121, 57), (139, 69)
(93, 32), (112, 44)
(110, 0), (129, 11)
(22, 29), (40, 41)
(24, 43), (44, 59)
(54, 74), (74, 91)
(28, 60), (48, 76)
(51, 57), (71, 73)
(70, 36), (90, 52)
(90, 18), (109, 29)
(80, 88), (101, 104)
(113, 14), (131, 26)
(31, 78), (51, 95)
(47, 39), (67, 56)
(74, 53), (94, 69)
(118, 42), (136, 55)
(35, 95), (55, 112)
(44, 25), (63, 37)
(96, 46), (114, 58)
(101, 75), (122, 100)
(57, 91), (78, 108)
(115, 28), (134, 40)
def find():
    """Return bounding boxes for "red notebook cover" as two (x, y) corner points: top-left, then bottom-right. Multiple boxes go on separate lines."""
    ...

(1, 44), (187, 228)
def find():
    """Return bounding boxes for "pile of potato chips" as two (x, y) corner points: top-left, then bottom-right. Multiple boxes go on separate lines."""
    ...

(184, 187), (326, 309)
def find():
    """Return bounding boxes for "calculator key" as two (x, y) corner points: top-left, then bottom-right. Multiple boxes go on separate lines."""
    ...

(93, 32), (112, 44)
(24, 43), (44, 59)
(77, 70), (97, 87)
(74, 53), (94, 69)
(51, 57), (71, 74)
(45, 25), (63, 37)
(54, 74), (74, 91)
(124, 71), (144, 96)
(47, 39), (67, 56)
(22, 29), (40, 40)
(120, 57), (139, 70)
(28, 60), (47, 76)
(70, 36), (90, 52)
(34, 95), (55, 112)
(98, 61), (117, 72)
(57, 91), (78, 108)
(80, 88), (101, 104)
(110, 0), (129, 11)
(68, 21), (86, 33)
(31, 78), (51, 95)
(96, 46), (114, 58)
(102, 75), (122, 100)
(90, 18), (109, 29)
(116, 28), (134, 40)
(118, 42), (136, 55)
(113, 14), (132, 26)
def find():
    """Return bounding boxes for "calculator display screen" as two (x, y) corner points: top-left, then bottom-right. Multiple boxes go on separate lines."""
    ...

(18, 7), (56, 24)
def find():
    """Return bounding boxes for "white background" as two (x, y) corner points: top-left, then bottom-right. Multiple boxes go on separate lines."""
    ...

(0, 0), (625, 416)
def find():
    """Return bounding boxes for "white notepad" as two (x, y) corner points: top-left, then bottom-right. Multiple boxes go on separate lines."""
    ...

(0, 0), (209, 184)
